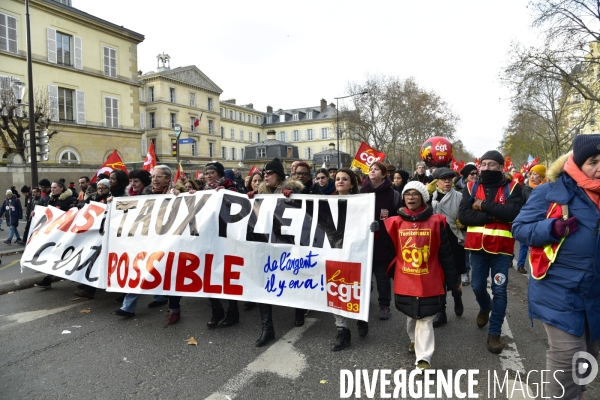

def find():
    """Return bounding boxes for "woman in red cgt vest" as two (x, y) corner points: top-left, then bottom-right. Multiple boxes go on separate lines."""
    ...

(384, 181), (460, 373)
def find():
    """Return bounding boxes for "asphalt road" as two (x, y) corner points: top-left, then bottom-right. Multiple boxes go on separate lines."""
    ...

(1, 250), (599, 399)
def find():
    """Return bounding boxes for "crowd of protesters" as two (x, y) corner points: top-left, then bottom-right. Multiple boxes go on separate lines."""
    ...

(8, 138), (600, 394)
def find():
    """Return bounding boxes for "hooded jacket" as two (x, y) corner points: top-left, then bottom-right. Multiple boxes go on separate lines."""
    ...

(512, 152), (600, 341)
(48, 188), (76, 211)
(0, 196), (23, 227)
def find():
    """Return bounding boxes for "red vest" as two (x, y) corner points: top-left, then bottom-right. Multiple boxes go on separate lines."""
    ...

(384, 214), (447, 298)
(464, 181), (517, 255)
(529, 202), (566, 279)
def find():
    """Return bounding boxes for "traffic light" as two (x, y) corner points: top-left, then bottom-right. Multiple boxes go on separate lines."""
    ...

(24, 129), (50, 162)
(171, 138), (178, 157)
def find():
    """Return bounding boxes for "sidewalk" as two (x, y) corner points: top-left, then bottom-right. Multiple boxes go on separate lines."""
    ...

(0, 219), (43, 295)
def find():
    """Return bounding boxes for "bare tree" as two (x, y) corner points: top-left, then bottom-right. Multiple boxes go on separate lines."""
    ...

(343, 74), (459, 171)
(0, 80), (58, 159)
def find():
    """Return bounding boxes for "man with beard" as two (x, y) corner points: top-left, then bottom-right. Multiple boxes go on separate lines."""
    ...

(458, 150), (522, 354)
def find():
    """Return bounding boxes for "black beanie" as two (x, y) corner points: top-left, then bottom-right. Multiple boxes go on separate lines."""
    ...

(38, 178), (51, 187)
(460, 164), (478, 179)
(21, 185), (31, 193)
(264, 157), (286, 181)
(480, 150), (504, 165)
(573, 134), (600, 167)
(205, 162), (225, 177)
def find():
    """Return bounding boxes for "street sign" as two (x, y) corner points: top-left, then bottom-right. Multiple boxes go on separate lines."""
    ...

(179, 138), (194, 144)
(173, 124), (182, 137)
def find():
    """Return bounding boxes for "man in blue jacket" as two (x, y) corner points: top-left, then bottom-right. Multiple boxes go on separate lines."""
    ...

(0, 190), (23, 244)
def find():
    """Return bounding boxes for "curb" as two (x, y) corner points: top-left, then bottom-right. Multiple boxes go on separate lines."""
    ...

(0, 250), (25, 257)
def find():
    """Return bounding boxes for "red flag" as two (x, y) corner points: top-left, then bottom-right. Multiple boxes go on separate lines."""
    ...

(474, 158), (481, 172)
(247, 166), (260, 177)
(451, 157), (460, 172)
(194, 112), (203, 128)
(91, 150), (128, 183)
(504, 155), (514, 173)
(195, 170), (201, 179)
(142, 141), (157, 174)
(350, 142), (386, 174)
(174, 164), (185, 182)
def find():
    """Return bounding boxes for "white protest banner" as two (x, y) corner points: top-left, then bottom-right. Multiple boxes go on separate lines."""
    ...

(23, 191), (375, 321)
(22, 203), (107, 287)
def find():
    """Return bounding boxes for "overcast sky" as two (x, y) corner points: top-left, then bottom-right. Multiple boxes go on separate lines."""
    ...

(77, 0), (538, 159)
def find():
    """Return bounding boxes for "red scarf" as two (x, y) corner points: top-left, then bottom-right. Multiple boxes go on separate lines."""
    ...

(404, 205), (426, 216)
(564, 154), (600, 209)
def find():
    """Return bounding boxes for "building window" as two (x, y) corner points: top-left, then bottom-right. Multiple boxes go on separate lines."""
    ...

(209, 142), (214, 158)
(208, 120), (214, 135)
(307, 111), (313, 120)
(320, 127), (329, 139)
(190, 116), (196, 132)
(257, 147), (266, 158)
(148, 87), (154, 102)
(149, 112), (155, 128)
(307, 147), (314, 159)
(257, 132), (261, 142)
(170, 113), (176, 129)
(208, 97), (213, 111)
(240, 130), (244, 142)
(249, 131), (253, 142)
(103, 46), (117, 77)
(104, 97), (118, 128)
(220, 126), (225, 139)
(323, 155), (330, 163)
(238, 112), (242, 121)
(241, 149), (244, 160)
(307, 129), (314, 140)
(191, 139), (197, 156)
(278, 131), (287, 142)
(59, 149), (79, 164)
(267, 116), (272, 124)
(292, 130), (300, 141)
(190, 93), (196, 107)
(229, 110), (234, 119)
(287, 147), (293, 157)
(56, 31), (72, 66)
(57, 88), (74, 122)
(0, 13), (18, 54)
(230, 128), (235, 140)
(222, 147), (227, 159)
(247, 115), (251, 123)
(169, 87), (175, 103)
(293, 113), (299, 121)
(231, 147), (236, 160)
(220, 108), (224, 117)
(256, 116), (260, 125)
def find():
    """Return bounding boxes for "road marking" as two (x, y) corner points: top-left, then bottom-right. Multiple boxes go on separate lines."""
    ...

(0, 259), (19, 271)
(205, 317), (316, 400)
(0, 304), (80, 330)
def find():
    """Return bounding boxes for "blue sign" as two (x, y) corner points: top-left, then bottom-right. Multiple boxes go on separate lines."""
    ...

(178, 138), (194, 144)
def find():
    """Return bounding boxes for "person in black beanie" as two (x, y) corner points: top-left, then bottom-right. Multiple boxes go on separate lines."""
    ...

(454, 163), (478, 193)
(205, 161), (225, 178)
(458, 149), (522, 354)
(263, 157), (286, 181)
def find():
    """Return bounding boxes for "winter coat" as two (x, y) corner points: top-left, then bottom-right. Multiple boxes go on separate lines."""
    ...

(411, 173), (433, 184)
(512, 153), (600, 341)
(431, 189), (466, 274)
(257, 178), (304, 195)
(360, 176), (401, 263)
(47, 188), (76, 210)
(385, 205), (458, 319)
(0, 197), (23, 227)
(24, 194), (35, 218)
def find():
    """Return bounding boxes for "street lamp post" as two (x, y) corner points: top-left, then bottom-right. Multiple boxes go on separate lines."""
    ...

(25, 0), (38, 185)
(334, 91), (368, 169)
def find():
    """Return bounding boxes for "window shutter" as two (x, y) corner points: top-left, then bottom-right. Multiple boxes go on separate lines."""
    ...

(110, 48), (117, 77)
(47, 27), (57, 63)
(304, 148), (308, 159)
(48, 84), (59, 121)
(0, 14), (7, 52)
(112, 98), (119, 127)
(141, 137), (147, 156)
(140, 112), (145, 129)
(104, 97), (111, 126)
(74, 36), (82, 69)
(75, 90), (85, 124)
(103, 47), (109, 76)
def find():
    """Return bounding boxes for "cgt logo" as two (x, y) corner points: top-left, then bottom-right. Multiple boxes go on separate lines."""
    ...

(325, 261), (362, 313)
(359, 150), (382, 167)
(572, 351), (598, 386)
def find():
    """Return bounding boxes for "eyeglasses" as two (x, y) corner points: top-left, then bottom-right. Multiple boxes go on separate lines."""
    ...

(152, 175), (167, 179)
(294, 172), (309, 177)
(263, 170), (275, 176)
(403, 191), (421, 198)
(316, 176), (327, 180)
(469, 172), (478, 176)
(204, 170), (217, 176)
(97, 187), (109, 191)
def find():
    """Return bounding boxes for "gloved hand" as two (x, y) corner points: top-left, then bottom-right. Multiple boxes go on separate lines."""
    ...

(282, 189), (293, 198)
(551, 217), (578, 239)
(427, 179), (438, 195)
(472, 199), (483, 211)
(247, 191), (255, 199)
(455, 219), (466, 230)
(370, 221), (379, 232)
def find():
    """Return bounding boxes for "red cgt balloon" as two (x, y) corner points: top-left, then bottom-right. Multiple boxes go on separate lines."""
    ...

(420, 136), (453, 168)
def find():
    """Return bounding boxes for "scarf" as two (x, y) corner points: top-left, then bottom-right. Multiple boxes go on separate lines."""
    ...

(319, 179), (335, 195)
(564, 154), (600, 209)
(404, 204), (426, 216)
(152, 183), (171, 194)
(528, 178), (545, 190)
(128, 186), (144, 196)
(204, 177), (229, 190)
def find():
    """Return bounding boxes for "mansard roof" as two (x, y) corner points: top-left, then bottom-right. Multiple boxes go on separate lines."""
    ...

(141, 66), (223, 94)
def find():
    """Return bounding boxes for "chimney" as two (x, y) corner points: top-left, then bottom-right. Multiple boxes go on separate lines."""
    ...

(330, 102), (335, 108)
(267, 105), (273, 113)
(225, 99), (236, 104)
(320, 99), (327, 112)
(329, 142), (335, 150)
(246, 103), (253, 109)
